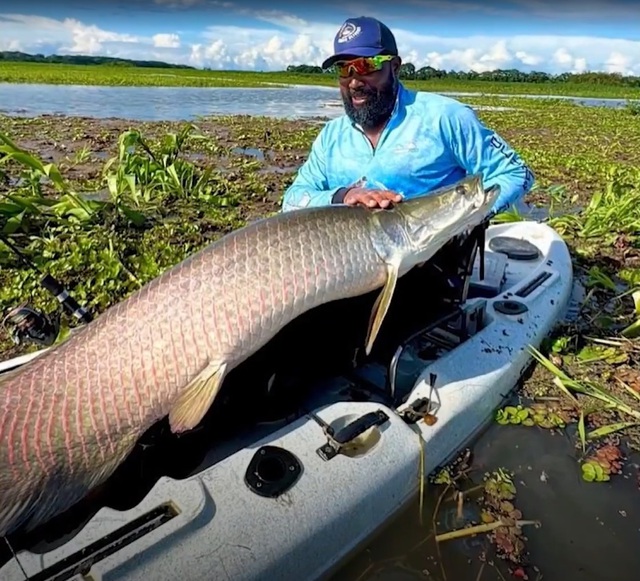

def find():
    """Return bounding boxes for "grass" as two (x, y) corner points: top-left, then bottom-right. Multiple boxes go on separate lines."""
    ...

(2, 61), (640, 100)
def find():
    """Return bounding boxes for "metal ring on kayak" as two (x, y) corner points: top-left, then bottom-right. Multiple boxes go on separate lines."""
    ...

(494, 299), (529, 315)
(244, 446), (302, 498)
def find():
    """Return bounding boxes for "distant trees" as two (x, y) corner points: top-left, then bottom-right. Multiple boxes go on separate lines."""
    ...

(0, 51), (194, 70)
(286, 64), (323, 74)
(286, 62), (640, 87)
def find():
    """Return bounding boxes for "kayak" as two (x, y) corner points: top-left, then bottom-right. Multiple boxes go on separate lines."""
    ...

(0, 219), (574, 581)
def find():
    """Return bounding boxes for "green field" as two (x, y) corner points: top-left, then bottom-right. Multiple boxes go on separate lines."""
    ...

(1, 61), (640, 100)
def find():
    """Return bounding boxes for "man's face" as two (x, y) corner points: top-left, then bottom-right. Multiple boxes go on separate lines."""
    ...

(337, 56), (400, 130)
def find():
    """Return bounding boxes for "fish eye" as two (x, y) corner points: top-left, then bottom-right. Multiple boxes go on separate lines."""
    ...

(455, 185), (468, 195)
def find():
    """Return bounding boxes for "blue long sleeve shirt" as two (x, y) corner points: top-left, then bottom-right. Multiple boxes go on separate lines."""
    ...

(281, 83), (535, 215)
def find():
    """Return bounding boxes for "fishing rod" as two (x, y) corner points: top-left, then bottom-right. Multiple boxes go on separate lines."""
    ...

(0, 232), (93, 348)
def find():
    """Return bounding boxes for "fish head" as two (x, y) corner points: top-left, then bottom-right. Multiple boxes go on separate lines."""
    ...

(396, 173), (500, 264)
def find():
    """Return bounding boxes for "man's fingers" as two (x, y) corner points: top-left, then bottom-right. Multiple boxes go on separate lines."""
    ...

(344, 190), (403, 208)
(368, 192), (402, 208)
(373, 193), (391, 208)
(366, 194), (381, 207)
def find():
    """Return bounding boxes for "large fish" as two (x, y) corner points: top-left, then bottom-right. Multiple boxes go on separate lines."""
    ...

(0, 173), (499, 536)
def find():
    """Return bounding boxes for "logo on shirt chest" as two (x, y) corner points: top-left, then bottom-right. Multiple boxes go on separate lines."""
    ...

(393, 142), (418, 153)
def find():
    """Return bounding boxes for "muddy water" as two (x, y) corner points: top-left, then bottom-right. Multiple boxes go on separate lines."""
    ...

(330, 423), (640, 581)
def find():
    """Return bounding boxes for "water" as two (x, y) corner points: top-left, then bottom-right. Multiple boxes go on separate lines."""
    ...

(331, 423), (640, 581)
(0, 82), (631, 122)
(440, 91), (634, 109)
(0, 82), (340, 121)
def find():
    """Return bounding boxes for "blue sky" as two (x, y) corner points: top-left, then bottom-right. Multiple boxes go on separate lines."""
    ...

(1, 0), (638, 75)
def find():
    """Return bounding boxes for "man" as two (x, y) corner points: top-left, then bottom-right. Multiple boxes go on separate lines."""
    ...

(281, 15), (535, 215)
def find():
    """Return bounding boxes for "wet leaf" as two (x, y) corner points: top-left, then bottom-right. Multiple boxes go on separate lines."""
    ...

(500, 501), (515, 513)
(621, 318), (640, 339)
(588, 421), (640, 440)
(576, 345), (627, 365)
(481, 510), (495, 523)
(581, 462), (596, 482)
(578, 410), (586, 452)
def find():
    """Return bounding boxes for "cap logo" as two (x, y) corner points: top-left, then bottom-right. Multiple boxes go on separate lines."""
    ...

(337, 22), (361, 43)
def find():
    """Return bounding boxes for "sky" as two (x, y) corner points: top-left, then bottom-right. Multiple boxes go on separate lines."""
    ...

(0, 0), (638, 76)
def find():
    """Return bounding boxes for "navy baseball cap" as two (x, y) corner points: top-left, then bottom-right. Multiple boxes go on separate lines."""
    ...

(321, 16), (398, 69)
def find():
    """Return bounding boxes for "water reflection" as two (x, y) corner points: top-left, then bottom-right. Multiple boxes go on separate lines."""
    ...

(0, 82), (341, 121)
(0, 82), (631, 122)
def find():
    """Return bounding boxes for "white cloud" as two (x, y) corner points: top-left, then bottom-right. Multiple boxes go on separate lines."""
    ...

(153, 33), (181, 48)
(606, 51), (634, 75)
(0, 14), (139, 55)
(515, 51), (543, 67)
(1, 11), (639, 76)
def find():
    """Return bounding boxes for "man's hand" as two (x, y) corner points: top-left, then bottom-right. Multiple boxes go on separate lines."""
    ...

(343, 188), (403, 209)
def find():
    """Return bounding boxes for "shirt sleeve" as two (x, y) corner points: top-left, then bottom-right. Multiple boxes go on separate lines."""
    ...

(281, 129), (346, 212)
(441, 104), (535, 214)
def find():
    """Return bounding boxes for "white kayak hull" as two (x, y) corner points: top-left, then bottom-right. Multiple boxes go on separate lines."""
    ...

(0, 220), (575, 581)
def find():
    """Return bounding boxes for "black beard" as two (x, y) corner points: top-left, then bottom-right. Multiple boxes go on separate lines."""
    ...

(342, 78), (398, 130)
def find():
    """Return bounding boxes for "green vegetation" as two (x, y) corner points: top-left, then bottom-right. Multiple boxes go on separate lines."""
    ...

(1, 59), (640, 99)
(490, 100), (640, 481)
(0, 50), (193, 69)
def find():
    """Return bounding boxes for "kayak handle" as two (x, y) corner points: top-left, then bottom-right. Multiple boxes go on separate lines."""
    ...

(316, 409), (390, 461)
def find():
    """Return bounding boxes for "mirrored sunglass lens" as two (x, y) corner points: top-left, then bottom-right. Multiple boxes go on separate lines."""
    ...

(335, 58), (378, 76)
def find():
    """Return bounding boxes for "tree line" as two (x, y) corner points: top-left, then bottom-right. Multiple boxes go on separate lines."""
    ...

(0, 51), (194, 69)
(286, 63), (640, 87)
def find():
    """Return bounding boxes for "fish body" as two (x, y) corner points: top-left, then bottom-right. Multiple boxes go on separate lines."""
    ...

(0, 173), (499, 536)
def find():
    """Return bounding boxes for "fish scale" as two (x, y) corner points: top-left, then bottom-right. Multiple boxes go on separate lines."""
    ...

(0, 173), (497, 536)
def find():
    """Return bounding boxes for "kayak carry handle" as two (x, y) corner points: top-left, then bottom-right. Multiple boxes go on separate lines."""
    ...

(316, 409), (390, 461)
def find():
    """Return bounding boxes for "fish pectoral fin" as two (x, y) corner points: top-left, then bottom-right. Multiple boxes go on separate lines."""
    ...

(169, 360), (228, 433)
(365, 260), (400, 356)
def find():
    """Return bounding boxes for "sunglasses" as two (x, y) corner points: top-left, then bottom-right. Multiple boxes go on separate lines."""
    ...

(332, 55), (394, 78)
